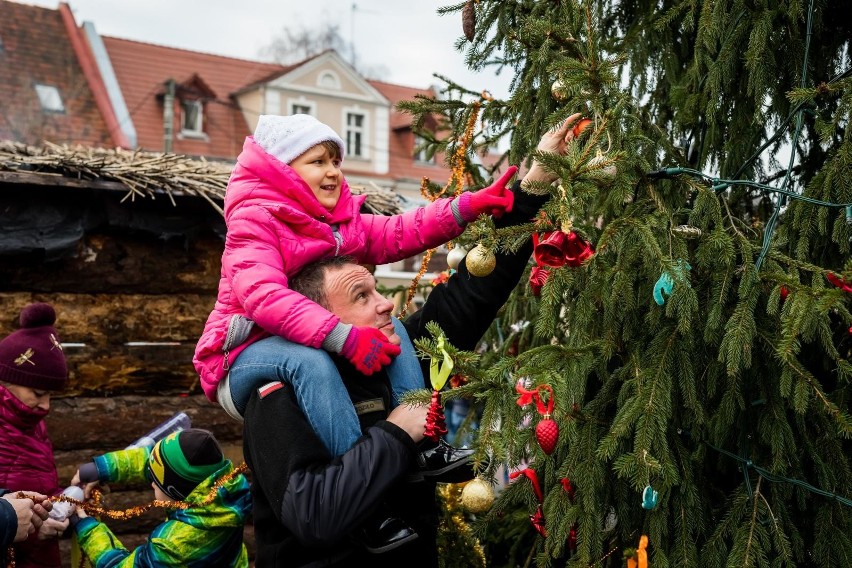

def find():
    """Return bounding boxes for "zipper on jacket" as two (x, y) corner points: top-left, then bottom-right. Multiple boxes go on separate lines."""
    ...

(222, 315), (255, 371)
(331, 224), (343, 256)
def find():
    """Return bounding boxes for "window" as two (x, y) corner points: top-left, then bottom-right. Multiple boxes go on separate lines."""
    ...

(291, 103), (313, 115)
(180, 99), (203, 135)
(318, 71), (340, 90)
(414, 135), (435, 164)
(34, 84), (64, 113)
(346, 112), (366, 158)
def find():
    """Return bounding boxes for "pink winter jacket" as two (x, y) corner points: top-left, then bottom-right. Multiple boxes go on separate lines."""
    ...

(0, 386), (61, 567)
(194, 137), (466, 401)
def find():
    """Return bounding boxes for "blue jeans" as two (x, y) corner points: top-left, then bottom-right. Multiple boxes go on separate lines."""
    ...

(227, 318), (425, 457)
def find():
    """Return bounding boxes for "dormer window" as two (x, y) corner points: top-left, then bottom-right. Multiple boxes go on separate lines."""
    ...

(35, 84), (65, 113)
(414, 135), (435, 164)
(180, 99), (204, 136)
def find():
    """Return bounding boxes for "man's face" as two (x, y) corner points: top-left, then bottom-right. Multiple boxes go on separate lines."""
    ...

(289, 144), (342, 211)
(323, 264), (401, 346)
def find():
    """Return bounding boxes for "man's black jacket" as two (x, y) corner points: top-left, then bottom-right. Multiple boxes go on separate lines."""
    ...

(243, 182), (547, 567)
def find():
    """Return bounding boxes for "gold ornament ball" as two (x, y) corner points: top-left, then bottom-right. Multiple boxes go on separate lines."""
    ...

(461, 478), (495, 514)
(465, 244), (496, 277)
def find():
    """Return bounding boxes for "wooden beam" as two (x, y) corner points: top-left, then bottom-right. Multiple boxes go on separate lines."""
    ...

(0, 170), (129, 191)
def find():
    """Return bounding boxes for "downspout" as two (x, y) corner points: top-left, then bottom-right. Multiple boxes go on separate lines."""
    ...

(163, 78), (176, 153)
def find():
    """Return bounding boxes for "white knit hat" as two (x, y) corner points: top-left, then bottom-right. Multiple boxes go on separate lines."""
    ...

(253, 114), (346, 165)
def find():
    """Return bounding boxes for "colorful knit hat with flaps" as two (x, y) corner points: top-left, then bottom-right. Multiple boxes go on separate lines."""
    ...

(253, 113), (345, 165)
(0, 302), (68, 391)
(146, 428), (226, 500)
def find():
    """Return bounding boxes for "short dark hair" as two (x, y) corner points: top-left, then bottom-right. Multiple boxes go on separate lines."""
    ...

(290, 255), (358, 309)
(320, 139), (342, 161)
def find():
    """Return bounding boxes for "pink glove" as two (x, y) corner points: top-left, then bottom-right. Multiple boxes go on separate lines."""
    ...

(340, 326), (402, 375)
(459, 165), (519, 222)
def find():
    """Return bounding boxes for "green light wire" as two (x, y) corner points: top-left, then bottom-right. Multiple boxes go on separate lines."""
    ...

(706, 442), (852, 507)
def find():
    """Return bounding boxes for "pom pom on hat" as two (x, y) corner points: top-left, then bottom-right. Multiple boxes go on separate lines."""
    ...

(146, 429), (226, 500)
(253, 114), (346, 165)
(20, 303), (57, 328)
(0, 302), (68, 391)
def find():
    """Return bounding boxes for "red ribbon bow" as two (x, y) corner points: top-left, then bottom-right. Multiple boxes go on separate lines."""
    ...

(516, 383), (555, 416)
(509, 468), (547, 537)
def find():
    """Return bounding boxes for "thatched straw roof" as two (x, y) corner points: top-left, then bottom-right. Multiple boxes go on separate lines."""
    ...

(0, 141), (403, 216)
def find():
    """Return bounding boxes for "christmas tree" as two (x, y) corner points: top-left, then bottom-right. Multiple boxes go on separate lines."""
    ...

(403, 1), (851, 566)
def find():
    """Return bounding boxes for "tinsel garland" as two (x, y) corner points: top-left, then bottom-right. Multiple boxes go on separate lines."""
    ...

(436, 483), (486, 567)
(400, 100), (482, 317)
(6, 463), (249, 568)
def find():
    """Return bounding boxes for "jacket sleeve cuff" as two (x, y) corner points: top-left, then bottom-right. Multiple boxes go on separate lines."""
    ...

(321, 322), (352, 353)
(72, 516), (98, 535)
(77, 462), (100, 484)
(451, 195), (470, 226)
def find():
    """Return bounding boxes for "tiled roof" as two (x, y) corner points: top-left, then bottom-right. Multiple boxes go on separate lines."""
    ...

(0, 0), (111, 147)
(369, 80), (451, 184)
(101, 36), (286, 160)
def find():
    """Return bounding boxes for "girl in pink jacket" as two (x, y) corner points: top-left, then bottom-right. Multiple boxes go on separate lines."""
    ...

(194, 114), (516, 456)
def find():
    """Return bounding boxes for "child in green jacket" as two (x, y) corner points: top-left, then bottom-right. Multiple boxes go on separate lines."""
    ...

(69, 428), (251, 567)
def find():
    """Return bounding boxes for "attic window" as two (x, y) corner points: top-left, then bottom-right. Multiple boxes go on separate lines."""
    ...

(318, 71), (340, 90)
(35, 84), (65, 113)
(180, 99), (204, 137)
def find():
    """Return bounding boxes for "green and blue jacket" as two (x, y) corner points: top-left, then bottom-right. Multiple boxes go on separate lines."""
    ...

(74, 447), (251, 568)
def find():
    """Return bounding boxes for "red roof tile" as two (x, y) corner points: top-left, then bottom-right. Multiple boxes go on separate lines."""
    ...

(0, 0), (111, 147)
(101, 36), (286, 160)
(369, 80), (452, 184)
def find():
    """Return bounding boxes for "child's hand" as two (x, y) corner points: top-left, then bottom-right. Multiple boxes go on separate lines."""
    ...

(341, 326), (402, 375)
(459, 166), (519, 221)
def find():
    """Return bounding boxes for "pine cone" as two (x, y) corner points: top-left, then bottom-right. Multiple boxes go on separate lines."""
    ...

(536, 417), (559, 454)
(462, 0), (476, 41)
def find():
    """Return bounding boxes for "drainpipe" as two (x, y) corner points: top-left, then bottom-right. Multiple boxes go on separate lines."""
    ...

(163, 78), (176, 153)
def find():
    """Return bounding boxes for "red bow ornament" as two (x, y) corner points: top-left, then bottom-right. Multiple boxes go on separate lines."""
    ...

(509, 468), (547, 537)
(516, 383), (559, 454)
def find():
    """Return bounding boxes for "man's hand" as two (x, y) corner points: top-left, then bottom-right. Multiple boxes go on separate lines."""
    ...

(459, 166), (519, 222)
(522, 112), (584, 189)
(37, 517), (69, 541)
(387, 403), (429, 443)
(341, 326), (402, 375)
(2, 492), (50, 542)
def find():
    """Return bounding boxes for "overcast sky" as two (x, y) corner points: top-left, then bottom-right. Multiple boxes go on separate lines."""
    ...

(25, 0), (512, 98)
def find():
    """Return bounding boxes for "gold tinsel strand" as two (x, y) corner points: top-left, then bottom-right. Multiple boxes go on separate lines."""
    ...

(13, 463), (248, 521)
(437, 483), (486, 567)
(399, 101), (482, 317)
(6, 464), (251, 568)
